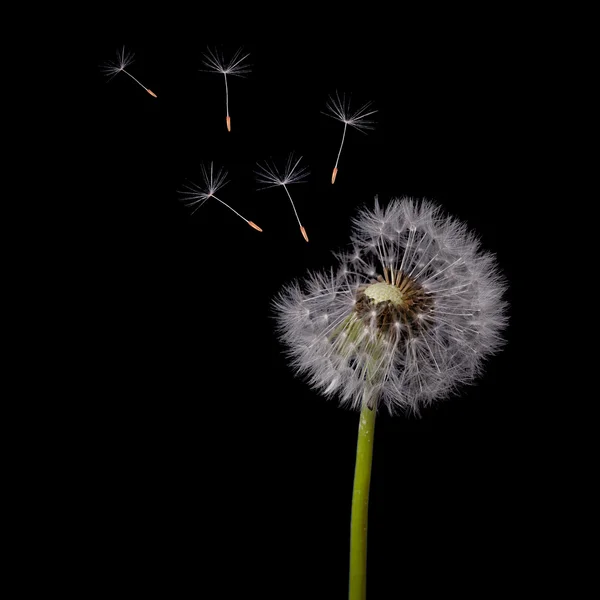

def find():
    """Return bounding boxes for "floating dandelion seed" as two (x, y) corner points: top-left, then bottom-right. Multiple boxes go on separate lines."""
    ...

(323, 92), (377, 183)
(100, 46), (157, 98)
(179, 162), (262, 232)
(274, 197), (508, 599)
(255, 153), (310, 242)
(201, 47), (251, 132)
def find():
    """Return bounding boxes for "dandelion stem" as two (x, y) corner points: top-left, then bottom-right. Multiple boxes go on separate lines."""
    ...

(282, 184), (308, 242)
(349, 397), (377, 600)
(333, 122), (348, 184)
(224, 73), (231, 131)
(212, 195), (262, 232)
(122, 69), (156, 97)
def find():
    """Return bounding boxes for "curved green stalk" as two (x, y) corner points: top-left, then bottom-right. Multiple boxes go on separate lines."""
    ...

(349, 398), (377, 600)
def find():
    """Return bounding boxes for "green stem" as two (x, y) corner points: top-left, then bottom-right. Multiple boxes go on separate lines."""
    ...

(349, 398), (377, 600)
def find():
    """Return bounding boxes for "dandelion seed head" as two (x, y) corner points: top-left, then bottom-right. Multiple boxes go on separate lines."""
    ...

(100, 46), (135, 79)
(323, 91), (377, 133)
(201, 47), (252, 77)
(179, 162), (229, 212)
(273, 197), (508, 414)
(255, 153), (310, 189)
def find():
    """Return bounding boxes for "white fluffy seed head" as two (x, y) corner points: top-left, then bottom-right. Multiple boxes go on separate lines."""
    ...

(201, 47), (252, 77)
(323, 91), (377, 133)
(273, 197), (508, 415)
(178, 162), (229, 213)
(100, 46), (135, 80)
(255, 153), (310, 189)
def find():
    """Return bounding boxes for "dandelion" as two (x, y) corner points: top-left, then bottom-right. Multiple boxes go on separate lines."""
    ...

(323, 92), (377, 183)
(179, 162), (262, 232)
(100, 46), (157, 98)
(274, 197), (508, 599)
(201, 47), (251, 132)
(255, 153), (310, 242)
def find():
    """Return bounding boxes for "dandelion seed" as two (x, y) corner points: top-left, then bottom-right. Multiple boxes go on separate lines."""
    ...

(255, 153), (310, 242)
(323, 92), (377, 183)
(100, 46), (157, 98)
(179, 162), (262, 232)
(201, 47), (251, 132)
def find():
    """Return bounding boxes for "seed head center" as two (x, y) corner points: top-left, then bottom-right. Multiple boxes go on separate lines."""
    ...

(364, 282), (405, 307)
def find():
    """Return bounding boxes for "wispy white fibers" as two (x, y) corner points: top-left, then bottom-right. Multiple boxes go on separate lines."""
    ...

(323, 92), (377, 183)
(100, 46), (157, 98)
(201, 47), (251, 132)
(274, 198), (508, 414)
(255, 153), (310, 242)
(180, 162), (262, 232)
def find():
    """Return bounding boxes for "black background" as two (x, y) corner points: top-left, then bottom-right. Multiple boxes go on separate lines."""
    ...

(83, 14), (532, 598)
